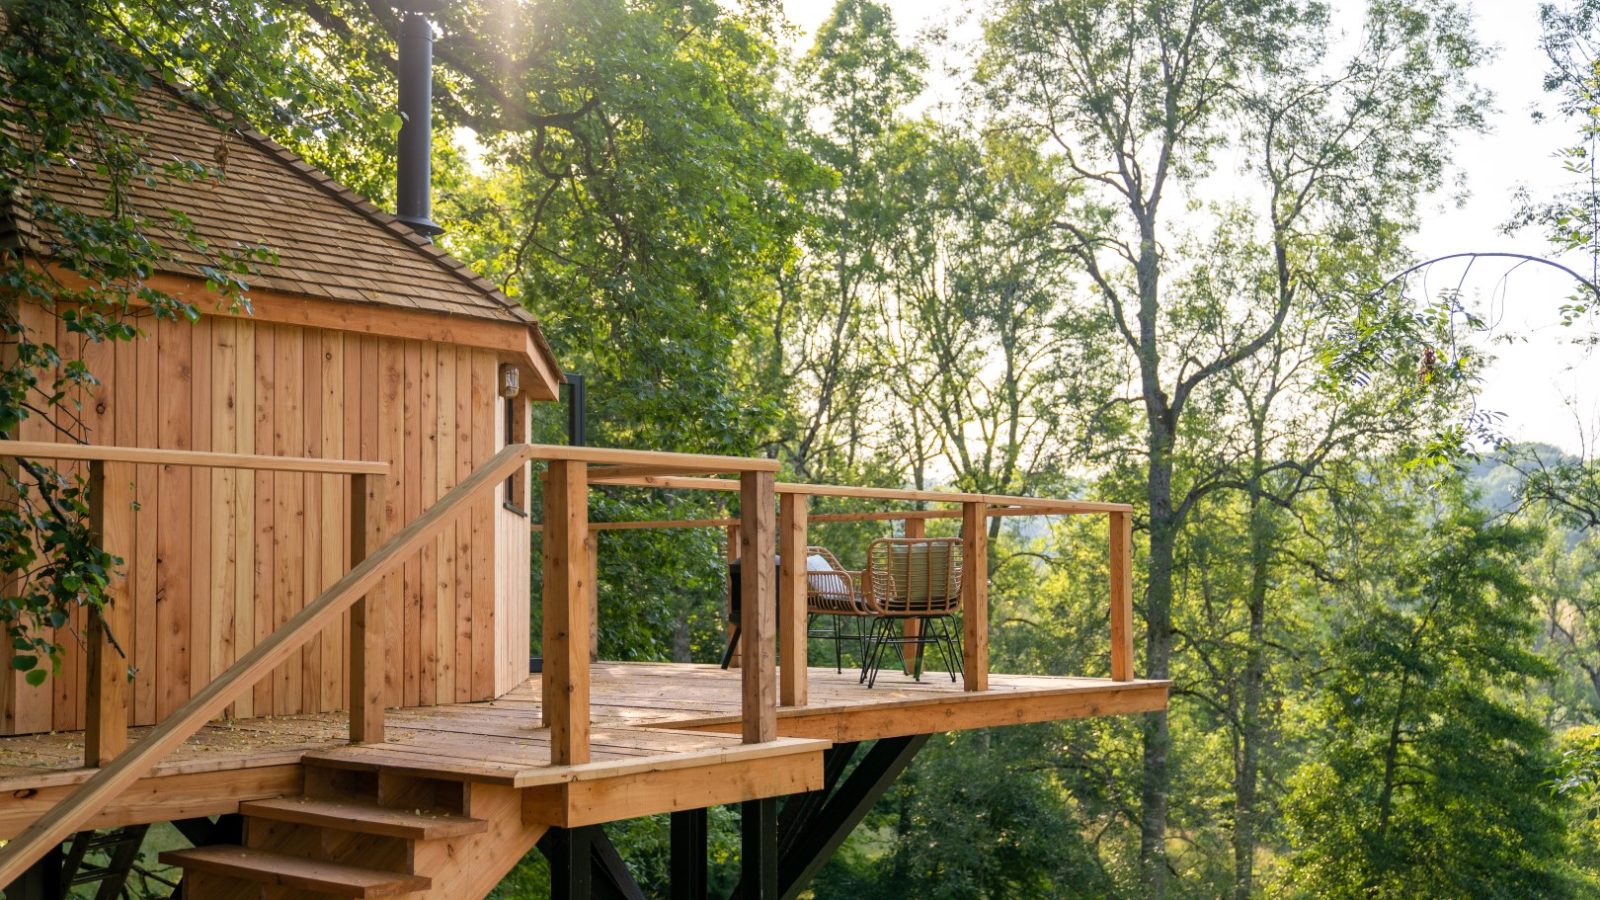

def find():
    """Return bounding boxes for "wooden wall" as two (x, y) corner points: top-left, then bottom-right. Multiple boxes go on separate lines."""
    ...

(0, 303), (534, 735)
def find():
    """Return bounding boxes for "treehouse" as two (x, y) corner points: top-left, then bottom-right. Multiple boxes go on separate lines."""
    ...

(0, 18), (1167, 900)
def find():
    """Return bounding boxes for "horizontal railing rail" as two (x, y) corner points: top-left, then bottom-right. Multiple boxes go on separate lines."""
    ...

(584, 470), (1130, 513)
(0, 439), (391, 475)
(533, 504), (1132, 533)
(0, 442), (525, 888)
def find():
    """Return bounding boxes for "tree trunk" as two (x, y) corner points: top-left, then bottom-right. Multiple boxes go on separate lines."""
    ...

(1233, 473), (1272, 900)
(1140, 447), (1175, 897)
(1137, 217), (1174, 898)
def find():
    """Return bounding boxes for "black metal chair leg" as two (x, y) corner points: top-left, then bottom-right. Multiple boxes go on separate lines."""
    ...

(720, 624), (742, 670)
(939, 618), (961, 681)
(859, 618), (880, 685)
(833, 615), (844, 673)
(862, 619), (891, 687)
(912, 617), (928, 682)
(857, 616), (870, 668)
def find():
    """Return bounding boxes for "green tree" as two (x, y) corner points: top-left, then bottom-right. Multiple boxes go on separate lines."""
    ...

(979, 1), (1486, 891)
(777, 0), (922, 481)
(0, 0), (295, 678)
(871, 122), (1079, 500)
(1281, 484), (1571, 898)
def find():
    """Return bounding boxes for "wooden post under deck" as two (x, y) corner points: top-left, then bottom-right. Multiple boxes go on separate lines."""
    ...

(739, 471), (776, 743)
(901, 517), (925, 674)
(1109, 509), (1135, 681)
(961, 501), (988, 692)
(348, 472), (382, 743)
(778, 492), (808, 707)
(544, 459), (592, 765)
(85, 460), (132, 767)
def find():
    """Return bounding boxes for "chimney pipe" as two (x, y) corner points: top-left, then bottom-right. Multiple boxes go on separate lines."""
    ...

(395, 7), (443, 239)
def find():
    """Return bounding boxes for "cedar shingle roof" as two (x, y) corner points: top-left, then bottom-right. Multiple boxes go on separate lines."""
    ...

(8, 80), (558, 349)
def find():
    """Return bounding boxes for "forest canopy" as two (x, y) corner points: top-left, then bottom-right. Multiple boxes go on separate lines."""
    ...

(4, 0), (1600, 897)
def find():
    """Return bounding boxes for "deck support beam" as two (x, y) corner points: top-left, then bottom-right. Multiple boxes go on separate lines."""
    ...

(739, 471), (776, 743)
(543, 459), (592, 765)
(0, 843), (61, 900)
(670, 809), (708, 900)
(85, 460), (133, 766)
(725, 735), (930, 900)
(544, 826), (593, 900)
(778, 493), (808, 707)
(775, 734), (929, 900)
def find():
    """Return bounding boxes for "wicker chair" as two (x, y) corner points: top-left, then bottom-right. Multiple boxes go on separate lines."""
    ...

(803, 546), (875, 672)
(805, 538), (965, 687)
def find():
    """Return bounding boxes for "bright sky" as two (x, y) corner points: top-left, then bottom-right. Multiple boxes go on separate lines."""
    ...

(781, 0), (1600, 456)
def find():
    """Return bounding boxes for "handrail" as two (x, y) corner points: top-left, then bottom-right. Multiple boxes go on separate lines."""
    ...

(584, 470), (1132, 513)
(0, 443), (532, 887)
(0, 439), (390, 475)
(536, 505), (1126, 532)
(526, 443), (779, 474)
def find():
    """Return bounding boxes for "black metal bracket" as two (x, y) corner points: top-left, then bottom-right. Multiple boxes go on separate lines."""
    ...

(539, 825), (646, 900)
(730, 734), (930, 900)
(544, 734), (928, 900)
(740, 798), (779, 899)
(671, 808), (708, 900)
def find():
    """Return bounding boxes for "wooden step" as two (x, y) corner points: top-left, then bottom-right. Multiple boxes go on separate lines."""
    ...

(242, 796), (488, 841)
(158, 846), (430, 898)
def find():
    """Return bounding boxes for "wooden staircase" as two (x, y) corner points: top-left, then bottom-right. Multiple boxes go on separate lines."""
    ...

(160, 762), (549, 898)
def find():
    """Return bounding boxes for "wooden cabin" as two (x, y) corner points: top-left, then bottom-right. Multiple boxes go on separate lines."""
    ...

(0, 76), (1167, 900)
(0, 81), (560, 738)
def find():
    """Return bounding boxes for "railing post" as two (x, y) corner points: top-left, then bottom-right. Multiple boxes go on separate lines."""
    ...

(740, 471), (776, 743)
(1109, 510), (1135, 681)
(961, 502), (988, 692)
(85, 460), (132, 767)
(901, 517), (925, 674)
(543, 459), (591, 765)
(348, 472), (382, 743)
(778, 492), (808, 707)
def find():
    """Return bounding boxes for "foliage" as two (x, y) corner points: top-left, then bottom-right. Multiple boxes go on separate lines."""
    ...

(1280, 486), (1571, 898)
(0, 0), (282, 678)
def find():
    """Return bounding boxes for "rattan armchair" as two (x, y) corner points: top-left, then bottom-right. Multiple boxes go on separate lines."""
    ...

(803, 546), (875, 672)
(805, 538), (965, 687)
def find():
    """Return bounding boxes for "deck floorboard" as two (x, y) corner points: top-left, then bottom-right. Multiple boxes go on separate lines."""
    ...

(0, 663), (1166, 799)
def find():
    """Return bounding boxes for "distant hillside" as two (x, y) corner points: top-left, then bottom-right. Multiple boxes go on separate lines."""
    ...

(1466, 443), (1583, 515)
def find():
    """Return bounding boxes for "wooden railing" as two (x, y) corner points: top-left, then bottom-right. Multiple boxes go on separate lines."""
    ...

(560, 470), (1138, 708)
(0, 440), (390, 766)
(0, 440), (532, 887)
(0, 439), (1132, 885)
(527, 444), (783, 761)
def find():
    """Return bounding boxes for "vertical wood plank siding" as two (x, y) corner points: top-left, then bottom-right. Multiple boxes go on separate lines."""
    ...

(0, 307), (530, 733)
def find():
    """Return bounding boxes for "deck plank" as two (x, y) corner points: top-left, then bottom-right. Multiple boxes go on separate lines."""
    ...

(0, 664), (1166, 801)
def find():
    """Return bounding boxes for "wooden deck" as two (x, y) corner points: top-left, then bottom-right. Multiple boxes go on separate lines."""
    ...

(0, 663), (1165, 838)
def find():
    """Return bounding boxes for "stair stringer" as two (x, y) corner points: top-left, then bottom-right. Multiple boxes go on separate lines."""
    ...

(408, 784), (548, 900)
